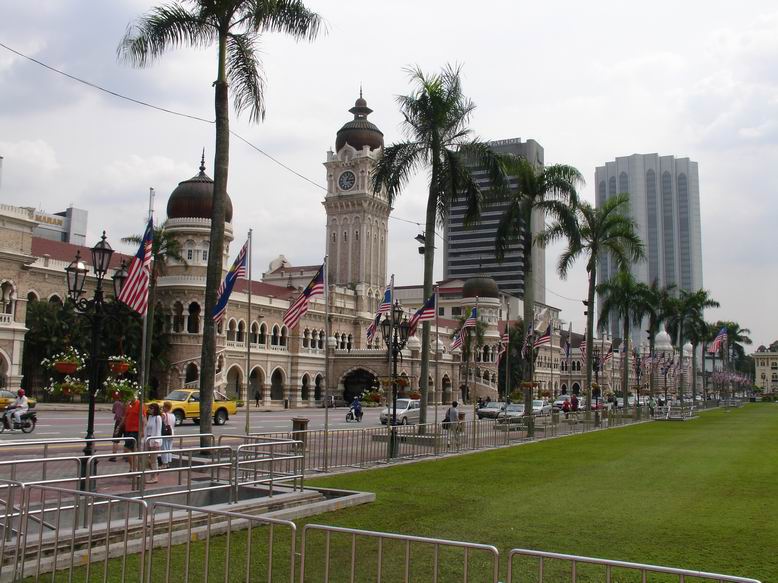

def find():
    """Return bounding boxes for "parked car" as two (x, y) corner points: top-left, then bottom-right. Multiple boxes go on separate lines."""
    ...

(379, 399), (420, 425)
(476, 401), (506, 419)
(149, 389), (237, 426)
(552, 395), (576, 411)
(532, 400), (552, 415)
(496, 403), (526, 424)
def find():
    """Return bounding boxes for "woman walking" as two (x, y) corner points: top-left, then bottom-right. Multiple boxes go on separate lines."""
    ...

(160, 401), (175, 468)
(144, 403), (162, 484)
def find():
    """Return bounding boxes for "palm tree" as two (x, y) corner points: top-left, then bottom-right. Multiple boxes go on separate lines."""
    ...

(597, 269), (643, 406)
(687, 315), (715, 402)
(497, 320), (526, 400)
(123, 225), (187, 397)
(632, 280), (675, 398)
(665, 289), (719, 403)
(537, 194), (643, 414)
(451, 312), (487, 403)
(715, 321), (753, 374)
(119, 0), (322, 441)
(372, 65), (512, 424)
(495, 158), (583, 419)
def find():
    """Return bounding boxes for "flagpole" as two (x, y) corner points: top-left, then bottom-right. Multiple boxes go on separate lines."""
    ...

(504, 302), (510, 408)
(388, 274), (394, 404)
(434, 285), (440, 430)
(139, 188), (154, 465)
(323, 256), (330, 472)
(244, 229), (252, 435)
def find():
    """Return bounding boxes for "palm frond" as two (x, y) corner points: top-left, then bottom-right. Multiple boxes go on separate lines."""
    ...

(240, 0), (324, 40)
(227, 32), (266, 122)
(371, 142), (425, 205)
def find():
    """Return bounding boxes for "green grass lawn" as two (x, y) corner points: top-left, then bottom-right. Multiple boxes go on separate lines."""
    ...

(305, 404), (777, 582)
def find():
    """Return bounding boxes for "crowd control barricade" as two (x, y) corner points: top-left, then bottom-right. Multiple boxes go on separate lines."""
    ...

(299, 523), (500, 583)
(0, 437), (135, 467)
(0, 456), (82, 489)
(507, 548), (761, 583)
(233, 440), (304, 497)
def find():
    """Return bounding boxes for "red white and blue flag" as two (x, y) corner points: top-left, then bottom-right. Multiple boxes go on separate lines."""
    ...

(408, 294), (436, 336)
(283, 264), (325, 329)
(497, 331), (509, 363)
(533, 324), (552, 348)
(451, 330), (463, 350)
(213, 240), (248, 323)
(463, 307), (478, 329)
(366, 313), (381, 343)
(708, 327), (727, 353)
(118, 218), (153, 316)
(603, 346), (613, 363)
(377, 286), (392, 314)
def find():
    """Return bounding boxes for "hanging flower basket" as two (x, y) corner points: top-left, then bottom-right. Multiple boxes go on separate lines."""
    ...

(107, 355), (137, 376)
(520, 381), (539, 389)
(45, 376), (88, 398)
(105, 378), (140, 402)
(54, 362), (78, 375)
(43, 348), (86, 374)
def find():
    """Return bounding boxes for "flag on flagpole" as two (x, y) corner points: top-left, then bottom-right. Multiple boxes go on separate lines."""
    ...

(564, 324), (571, 360)
(213, 240), (249, 323)
(709, 327), (727, 353)
(408, 294), (436, 336)
(580, 340), (587, 362)
(283, 264), (325, 330)
(366, 313), (381, 343)
(451, 330), (463, 350)
(377, 286), (392, 314)
(117, 218), (153, 315)
(497, 331), (509, 364)
(463, 307), (478, 328)
(534, 324), (552, 348)
(603, 346), (613, 363)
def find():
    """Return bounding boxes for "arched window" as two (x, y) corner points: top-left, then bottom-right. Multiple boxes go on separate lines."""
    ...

(185, 363), (199, 384)
(280, 326), (288, 347)
(48, 294), (63, 306)
(250, 322), (259, 344)
(259, 323), (267, 345)
(618, 171), (629, 195)
(237, 320), (246, 343)
(187, 302), (201, 333)
(227, 319), (237, 341)
(355, 230), (359, 241)
(173, 302), (185, 333)
(271, 325), (280, 346)
(318, 331), (324, 349)
(608, 176), (617, 197)
(26, 291), (38, 303)
(340, 334), (346, 350)
(1, 282), (15, 316)
(184, 239), (196, 262)
(346, 334), (352, 350)
(217, 319), (224, 335)
(201, 241), (209, 263)
(303, 328), (310, 348)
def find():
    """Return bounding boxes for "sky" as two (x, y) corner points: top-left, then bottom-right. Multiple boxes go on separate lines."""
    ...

(0, 0), (776, 348)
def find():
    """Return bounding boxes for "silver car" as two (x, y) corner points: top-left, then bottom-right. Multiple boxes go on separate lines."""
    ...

(532, 400), (552, 415)
(379, 399), (420, 425)
(496, 403), (526, 424)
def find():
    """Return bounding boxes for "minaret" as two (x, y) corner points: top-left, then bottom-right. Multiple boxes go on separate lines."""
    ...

(323, 93), (390, 292)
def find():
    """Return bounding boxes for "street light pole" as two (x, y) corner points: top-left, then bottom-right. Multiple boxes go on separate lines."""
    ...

(381, 300), (410, 458)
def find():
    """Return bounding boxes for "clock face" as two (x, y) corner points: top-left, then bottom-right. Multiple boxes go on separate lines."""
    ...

(338, 171), (356, 191)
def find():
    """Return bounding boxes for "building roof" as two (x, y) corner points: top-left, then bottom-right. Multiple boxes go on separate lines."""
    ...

(335, 93), (384, 152)
(233, 279), (297, 299)
(166, 155), (234, 223)
(31, 237), (130, 269)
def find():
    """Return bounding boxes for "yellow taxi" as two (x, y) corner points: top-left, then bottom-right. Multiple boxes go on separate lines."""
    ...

(150, 389), (238, 426)
(0, 390), (37, 410)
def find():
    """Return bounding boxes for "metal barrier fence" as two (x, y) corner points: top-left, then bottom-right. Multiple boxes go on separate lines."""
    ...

(0, 456), (82, 488)
(299, 523), (501, 583)
(507, 547), (761, 583)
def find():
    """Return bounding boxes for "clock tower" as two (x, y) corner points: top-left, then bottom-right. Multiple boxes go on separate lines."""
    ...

(323, 93), (390, 293)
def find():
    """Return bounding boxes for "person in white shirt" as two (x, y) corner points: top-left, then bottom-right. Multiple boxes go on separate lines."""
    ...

(445, 401), (461, 447)
(4, 390), (29, 428)
(160, 401), (175, 468)
(144, 403), (163, 483)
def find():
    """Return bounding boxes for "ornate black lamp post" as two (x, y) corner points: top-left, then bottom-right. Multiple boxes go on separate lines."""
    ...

(65, 233), (128, 479)
(380, 300), (410, 458)
(591, 346), (601, 426)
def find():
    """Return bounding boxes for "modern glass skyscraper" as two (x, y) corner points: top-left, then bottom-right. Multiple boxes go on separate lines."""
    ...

(595, 154), (703, 339)
(443, 138), (546, 301)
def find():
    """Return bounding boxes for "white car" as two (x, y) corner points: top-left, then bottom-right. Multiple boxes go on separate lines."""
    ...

(379, 399), (420, 425)
(532, 400), (552, 415)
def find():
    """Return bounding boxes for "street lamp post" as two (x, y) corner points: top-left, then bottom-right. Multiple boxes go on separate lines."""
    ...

(65, 233), (128, 483)
(380, 300), (410, 458)
(591, 346), (601, 426)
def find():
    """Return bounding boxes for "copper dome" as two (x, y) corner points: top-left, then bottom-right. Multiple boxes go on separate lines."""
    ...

(462, 276), (500, 299)
(166, 155), (233, 223)
(335, 92), (384, 152)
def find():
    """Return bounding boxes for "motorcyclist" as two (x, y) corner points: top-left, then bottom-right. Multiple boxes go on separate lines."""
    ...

(350, 397), (362, 421)
(4, 389), (29, 429)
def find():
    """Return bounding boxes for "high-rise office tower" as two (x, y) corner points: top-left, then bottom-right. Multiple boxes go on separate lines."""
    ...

(595, 154), (703, 339)
(443, 138), (545, 301)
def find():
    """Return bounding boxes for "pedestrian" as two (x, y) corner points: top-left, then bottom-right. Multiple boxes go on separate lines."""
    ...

(648, 395), (656, 417)
(144, 403), (162, 484)
(254, 388), (260, 408)
(122, 394), (142, 471)
(445, 401), (460, 447)
(160, 401), (175, 469)
(562, 398), (571, 419)
(110, 393), (125, 461)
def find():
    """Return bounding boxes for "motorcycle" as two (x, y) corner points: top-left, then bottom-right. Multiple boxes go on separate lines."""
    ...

(345, 406), (363, 422)
(0, 409), (37, 434)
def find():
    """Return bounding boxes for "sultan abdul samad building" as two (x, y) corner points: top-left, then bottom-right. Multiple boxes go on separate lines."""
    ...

(1, 94), (541, 407)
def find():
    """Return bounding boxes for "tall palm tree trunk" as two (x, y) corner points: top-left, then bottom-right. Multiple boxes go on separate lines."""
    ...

(584, 264), (596, 413)
(418, 168), (438, 425)
(521, 209), (534, 426)
(622, 315), (630, 410)
(691, 342), (698, 404)
(199, 32), (230, 445)
(648, 332), (656, 398)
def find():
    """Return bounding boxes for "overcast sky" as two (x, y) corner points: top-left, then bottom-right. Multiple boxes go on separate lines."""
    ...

(1, 0), (776, 348)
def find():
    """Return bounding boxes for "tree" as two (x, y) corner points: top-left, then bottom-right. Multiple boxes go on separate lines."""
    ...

(497, 320), (526, 399)
(372, 65), (511, 424)
(714, 321), (753, 374)
(452, 310), (487, 403)
(665, 289), (719, 403)
(123, 225), (186, 397)
(597, 269), (643, 404)
(495, 158), (582, 419)
(632, 280), (674, 398)
(537, 194), (643, 414)
(687, 315), (715, 401)
(119, 0), (322, 443)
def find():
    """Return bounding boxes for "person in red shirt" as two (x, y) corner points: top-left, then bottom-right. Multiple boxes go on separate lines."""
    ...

(122, 394), (143, 470)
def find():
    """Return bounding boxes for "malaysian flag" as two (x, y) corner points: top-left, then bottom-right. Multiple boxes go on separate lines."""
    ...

(463, 307), (478, 328)
(709, 327), (727, 353)
(521, 328), (532, 359)
(212, 240), (248, 323)
(283, 264), (325, 329)
(497, 331), (509, 364)
(408, 294), (436, 336)
(117, 218), (153, 315)
(377, 286), (392, 314)
(564, 324), (571, 360)
(580, 340), (587, 362)
(534, 324), (552, 348)
(451, 330), (463, 350)
(366, 313), (381, 343)
(603, 346), (613, 363)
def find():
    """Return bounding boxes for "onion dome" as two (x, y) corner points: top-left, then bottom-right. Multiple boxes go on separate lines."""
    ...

(655, 326), (673, 352)
(166, 152), (234, 222)
(462, 276), (500, 299)
(335, 90), (384, 152)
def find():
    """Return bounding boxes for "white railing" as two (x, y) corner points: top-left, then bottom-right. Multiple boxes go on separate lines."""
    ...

(225, 340), (245, 349)
(0, 313), (12, 325)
